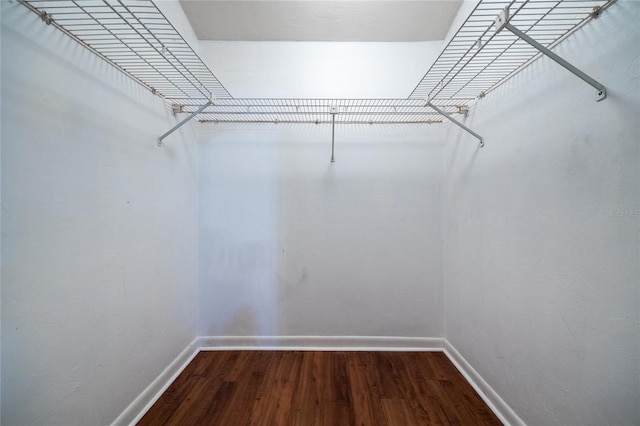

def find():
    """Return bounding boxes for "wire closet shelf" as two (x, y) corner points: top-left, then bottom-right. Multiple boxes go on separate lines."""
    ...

(410, 0), (612, 103)
(20, 0), (612, 125)
(19, 0), (232, 101)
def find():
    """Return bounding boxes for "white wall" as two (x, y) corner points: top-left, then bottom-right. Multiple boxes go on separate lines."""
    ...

(199, 41), (443, 98)
(195, 2), (481, 100)
(442, 2), (640, 425)
(198, 123), (444, 338)
(0, 2), (3, 423)
(2, 0), (638, 423)
(1, 3), (198, 425)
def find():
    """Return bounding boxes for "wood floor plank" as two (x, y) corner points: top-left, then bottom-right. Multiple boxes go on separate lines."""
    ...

(269, 351), (304, 425)
(248, 351), (285, 426)
(136, 353), (222, 426)
(381, 398), (421, 426)
(321, 352), (354, 426)
(137, 351), (503, 426)
(347, 353), (388, 426)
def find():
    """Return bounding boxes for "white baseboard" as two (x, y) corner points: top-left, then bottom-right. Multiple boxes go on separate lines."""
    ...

(115, 337), (525, 426)
(112, 336), (441, 425)
(197, 335), (444, 351)
(111, 338), (200, 426)
(443, 340), (525, 426)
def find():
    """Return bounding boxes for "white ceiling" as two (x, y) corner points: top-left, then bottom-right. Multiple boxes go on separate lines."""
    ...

(179, 1), (463, 42)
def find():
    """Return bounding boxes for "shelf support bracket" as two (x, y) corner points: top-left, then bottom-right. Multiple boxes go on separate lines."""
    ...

(158, 100), (212, 147)
(495, 7), (606, 101)
(330, 107), (337, 163)
(426, 101), (484, 147)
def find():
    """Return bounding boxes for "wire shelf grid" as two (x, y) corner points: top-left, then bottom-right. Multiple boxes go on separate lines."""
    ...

(189, 98), (464, 124)
(21, 0), (612, 124)
(410, 0), (613, 102)
(20, 0), (231, 100)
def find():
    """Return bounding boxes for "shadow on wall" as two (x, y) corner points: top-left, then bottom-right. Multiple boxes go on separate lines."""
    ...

(198, 133), (281, 337)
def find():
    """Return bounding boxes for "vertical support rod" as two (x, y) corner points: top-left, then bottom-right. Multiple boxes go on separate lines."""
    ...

(504, 22), (606, 101)
(330, 113), (336, 163)
(158, 101), (212, 147)
(427, 102), (484, 147)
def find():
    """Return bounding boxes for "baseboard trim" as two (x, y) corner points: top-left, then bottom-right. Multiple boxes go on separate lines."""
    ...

(197, 335), (444, 351)
(111, 338), (200, 426)
(116, 337), (525, 426)
(443, 340), (525, 426)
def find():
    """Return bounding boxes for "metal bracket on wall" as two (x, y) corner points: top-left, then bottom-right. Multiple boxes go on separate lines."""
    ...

(158, 100), (213, 147)
(426, 101), (484, 147)
(330, 106), (337, 163)
(494, 6), (607, 102)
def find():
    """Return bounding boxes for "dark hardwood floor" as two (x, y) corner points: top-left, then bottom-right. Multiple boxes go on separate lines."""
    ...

(138, 351), (502, 425)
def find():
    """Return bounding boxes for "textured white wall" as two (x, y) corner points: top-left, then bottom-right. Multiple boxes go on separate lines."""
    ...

(1, 3), (198, 425)
(442, 2), (640, 425)
(198, 123), (444, 338)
